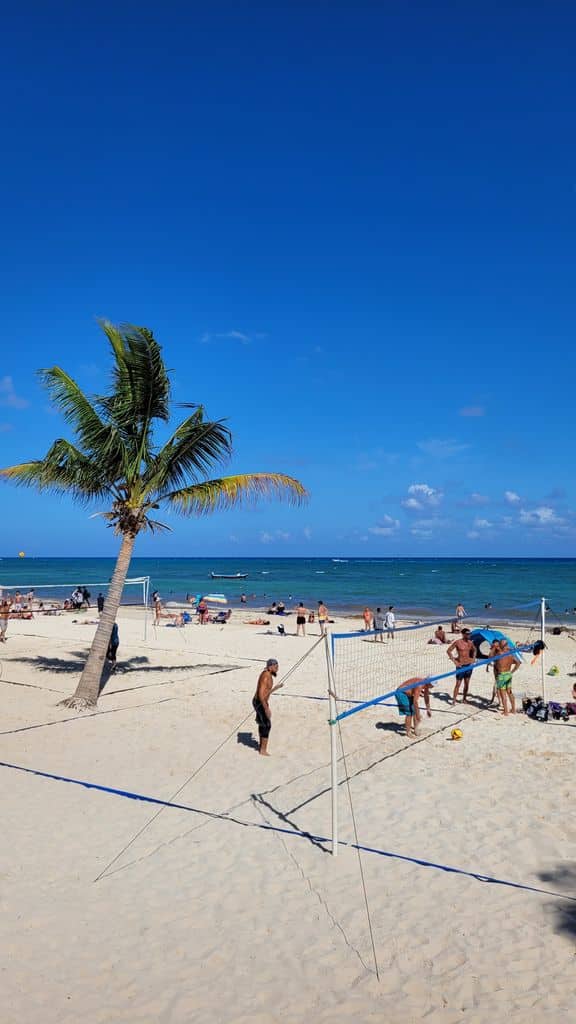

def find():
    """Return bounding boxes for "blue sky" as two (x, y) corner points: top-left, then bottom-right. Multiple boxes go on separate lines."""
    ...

(1, 1), (575, 558)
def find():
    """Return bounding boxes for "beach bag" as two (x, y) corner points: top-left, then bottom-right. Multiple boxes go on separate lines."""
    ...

(548, 702), (569, 722)
(523, 697), (541, 718)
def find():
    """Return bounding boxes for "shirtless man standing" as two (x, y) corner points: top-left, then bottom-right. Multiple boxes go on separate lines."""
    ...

(295, 602), (308, 636)
(447, 627), (476, 705)
(252, 659), (283, 755)
(318, 601), (328, 636)
(492, 643), (519, 717)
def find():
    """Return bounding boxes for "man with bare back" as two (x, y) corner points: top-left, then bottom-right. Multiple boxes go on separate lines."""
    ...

(447, 627), (476, 705)
(492, 643), (519, 717)
(394, 677), (432, 738)
(252, 659), (283, 755)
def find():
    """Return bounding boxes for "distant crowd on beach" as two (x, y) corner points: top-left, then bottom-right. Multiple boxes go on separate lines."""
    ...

(0, 585), (109, 642)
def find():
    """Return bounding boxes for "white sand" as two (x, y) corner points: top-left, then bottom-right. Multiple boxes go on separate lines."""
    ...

(1, 610), (575, 1023)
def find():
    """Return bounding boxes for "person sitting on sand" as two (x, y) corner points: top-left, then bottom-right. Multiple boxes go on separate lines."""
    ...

(213, 608), (232, 624)
(266, 602), (278, 615)
(429, 624), (448, 644)
(252, 658), (283, 756)
(447, 628), (476, 705)
(276, 601), (286, 615)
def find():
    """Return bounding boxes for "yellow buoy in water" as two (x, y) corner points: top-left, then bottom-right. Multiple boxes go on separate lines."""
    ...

(18, 551), (25, 558)
(451, 728), (463, 741)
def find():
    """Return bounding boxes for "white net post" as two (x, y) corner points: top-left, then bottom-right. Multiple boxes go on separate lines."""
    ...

(324, 633), (338, 857)
(540, 596), (546, 701)
(142, 576), (150, 641)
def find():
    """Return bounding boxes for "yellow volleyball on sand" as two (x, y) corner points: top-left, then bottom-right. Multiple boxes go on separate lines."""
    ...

(451, 728), (463, 741)
(18, 551), (25, 558)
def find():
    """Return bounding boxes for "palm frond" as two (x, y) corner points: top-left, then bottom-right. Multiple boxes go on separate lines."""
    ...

(162, 473), (308, 516)
(99, 321), (171, 433)
(142, 409), (232, 496)
(0, 440), (113, 503)
(39, 367), (124, 465)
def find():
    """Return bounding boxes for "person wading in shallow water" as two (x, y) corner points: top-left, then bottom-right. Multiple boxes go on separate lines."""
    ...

(252, 659), (283, 756)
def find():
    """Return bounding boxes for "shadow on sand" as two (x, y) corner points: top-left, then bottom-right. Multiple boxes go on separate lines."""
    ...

(537, 864), (576, 939)
(237, 731), (259, 751)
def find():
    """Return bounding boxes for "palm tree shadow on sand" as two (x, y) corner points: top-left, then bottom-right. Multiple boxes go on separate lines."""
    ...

(8, 653), (240, 695)
(537, 864), (576, 939)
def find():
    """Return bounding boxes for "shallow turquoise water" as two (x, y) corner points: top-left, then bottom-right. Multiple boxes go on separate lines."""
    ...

(0, 557), (574, 623)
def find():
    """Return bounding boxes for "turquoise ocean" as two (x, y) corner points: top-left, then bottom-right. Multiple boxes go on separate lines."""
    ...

(0, 557), (574, 623)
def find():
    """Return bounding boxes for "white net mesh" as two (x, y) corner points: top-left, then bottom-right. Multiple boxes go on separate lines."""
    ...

(331, 617), (541, 708)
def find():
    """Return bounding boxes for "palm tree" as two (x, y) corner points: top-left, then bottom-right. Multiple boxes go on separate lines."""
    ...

(0, 321), (306, 709)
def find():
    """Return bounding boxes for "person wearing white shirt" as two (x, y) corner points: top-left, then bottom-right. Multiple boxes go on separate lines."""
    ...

(384, 606), (395, 639)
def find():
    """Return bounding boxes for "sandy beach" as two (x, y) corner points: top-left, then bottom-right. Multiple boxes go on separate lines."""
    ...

(1, 609), (575, 1023)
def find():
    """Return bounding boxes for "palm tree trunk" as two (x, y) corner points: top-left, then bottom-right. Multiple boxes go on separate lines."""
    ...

(60, 532), (136, 710)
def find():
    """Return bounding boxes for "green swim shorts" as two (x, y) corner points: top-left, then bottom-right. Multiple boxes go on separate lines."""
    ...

(497, 671), (513, 690)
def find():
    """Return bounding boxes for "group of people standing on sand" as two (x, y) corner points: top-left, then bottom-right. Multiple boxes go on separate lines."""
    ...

(362, 605), (395, 640)
(393, 627), (521, 738)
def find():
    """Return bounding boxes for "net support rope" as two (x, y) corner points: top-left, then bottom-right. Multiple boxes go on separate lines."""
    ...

(93, 634), (326, 883)
(325, 636), (380, 979)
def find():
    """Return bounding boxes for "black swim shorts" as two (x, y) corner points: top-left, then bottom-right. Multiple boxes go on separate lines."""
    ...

(252, 697), (271, 738)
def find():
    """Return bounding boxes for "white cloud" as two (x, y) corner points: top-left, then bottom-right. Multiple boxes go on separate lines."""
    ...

(368, 515), (400, 537)
(519, 506), (563, 527)
(0, 376), (28, 410)
(401, 483), (443, 511)
(473, 518), (493, 530)
(200, 330), (252, 345)
(417, 438), (469, 459)
(261, 529), (291, 543)
(459, 405), (485, 417)
(504, 491), (521, 505)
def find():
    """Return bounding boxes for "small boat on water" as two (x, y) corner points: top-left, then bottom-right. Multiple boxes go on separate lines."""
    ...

(210, 572), (248, 579)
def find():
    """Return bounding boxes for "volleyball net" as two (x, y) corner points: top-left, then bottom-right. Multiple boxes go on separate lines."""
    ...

(330, 602), (544, 711)
(0, 576), (151, 636)
(324, 601), (546, 855)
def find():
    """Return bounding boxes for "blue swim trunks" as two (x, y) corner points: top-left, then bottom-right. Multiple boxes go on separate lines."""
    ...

(395, 689), (413, 717)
